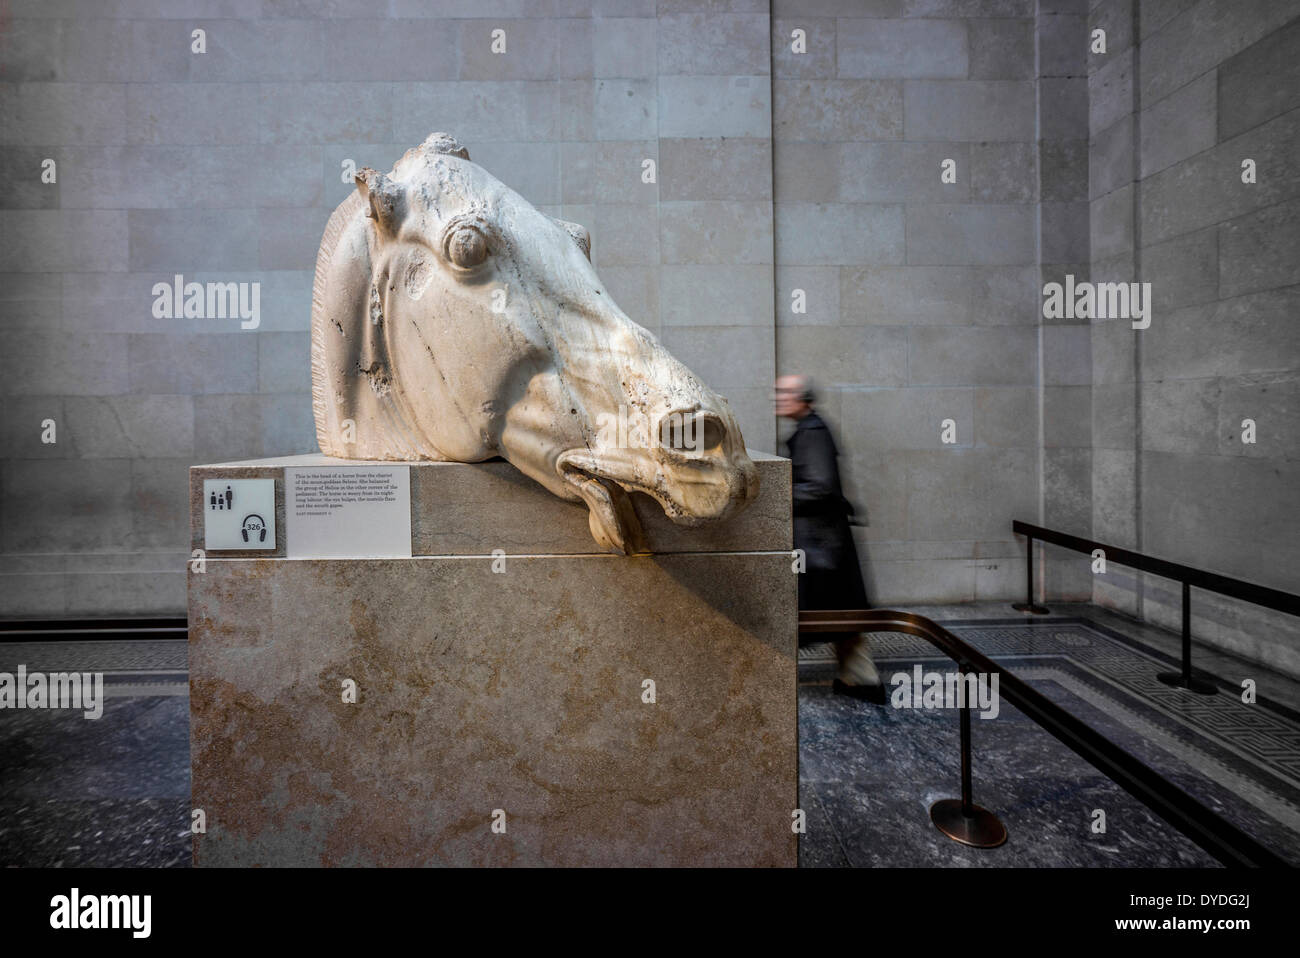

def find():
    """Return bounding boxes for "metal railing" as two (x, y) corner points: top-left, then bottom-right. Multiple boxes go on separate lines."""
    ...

(0, 618), (188, 641)
(799, 608), (1289, 867)
(1013, 520), (1300, 695)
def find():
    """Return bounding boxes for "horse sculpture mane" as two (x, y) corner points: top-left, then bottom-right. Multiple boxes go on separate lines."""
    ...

(311, 132), (759, 555)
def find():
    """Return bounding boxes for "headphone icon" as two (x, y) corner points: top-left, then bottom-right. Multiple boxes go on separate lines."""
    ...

(241, 514), (268, 543)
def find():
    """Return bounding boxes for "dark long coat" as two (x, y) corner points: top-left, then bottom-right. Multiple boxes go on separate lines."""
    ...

(784, 411), (870, 615)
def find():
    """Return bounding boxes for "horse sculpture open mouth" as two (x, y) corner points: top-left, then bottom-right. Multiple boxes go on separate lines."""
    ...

(311, 131), (760, 555)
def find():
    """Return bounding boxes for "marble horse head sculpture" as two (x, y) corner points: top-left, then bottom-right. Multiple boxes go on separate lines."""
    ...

(311, 132), (760, 554)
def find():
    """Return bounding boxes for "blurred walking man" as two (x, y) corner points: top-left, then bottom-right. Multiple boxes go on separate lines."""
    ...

(775, 374), (884, 703)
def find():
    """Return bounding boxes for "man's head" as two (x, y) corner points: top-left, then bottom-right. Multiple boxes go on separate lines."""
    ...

(775, 374), (815, 420)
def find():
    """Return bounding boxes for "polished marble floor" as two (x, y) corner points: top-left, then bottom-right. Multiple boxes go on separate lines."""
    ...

(0, 640), (189, 867)
(799, 602), (1300, 867)
(1, 601), (1295, 867)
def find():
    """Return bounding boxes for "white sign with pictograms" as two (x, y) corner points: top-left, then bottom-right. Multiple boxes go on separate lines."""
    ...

(202, 478), (277, 550)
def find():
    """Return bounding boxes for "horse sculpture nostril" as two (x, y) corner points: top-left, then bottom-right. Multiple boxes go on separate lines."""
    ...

(659, 410), (725, 454)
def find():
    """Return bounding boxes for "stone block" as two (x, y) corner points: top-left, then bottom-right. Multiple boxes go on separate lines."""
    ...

(1042, 201), (1091, 263)
(1087, 0), (1134, 59)
(594, 17), (657, 78)
(1140, 0), (1300, 106)
(1139, 0), (1194, 41)
(129, 333), (259, 396)
(972, 141), (1037, 203)
(771, 18), (836, 78)
(2, 332), (129, 396)
(127, 83), (260, 146)
(909, 325), (1037, 385)
(63, 396), (195, 460)
(1215, 372), (1300, 461)
(1038, 12), (1088, 77)
(1217, 15), (1300, 141)
(841, 264), (1039, 326)
(658, 138), (772, 201)
(1090, 446), (1137, 545)
(561, 140), (655, 206)
(1141, 226), (1217, 311)
(1140, 378), (1222, 456)
(592, 203), (660, 266)
(1218, 197), (1300, 300)
(127, 209), (260, 271)
(836, 19), (968, 78)
(1139, 69), (1216, 178)
(904, 447), (1037, 541)
(595, 78), (657, 140)
(1089, 114), (1133, 200)
(1139, 108), (1299, 246)
(659, 201), (773, 265)
(775, 266), (839, 326)
(660, 264), (772, 327)
(1088, 48), (1133, 136)
(776, 203), (904, 267)
(658, 12), (770, 75)
(1091, 381), (1136, 449)
(975, 386), (1038, 448)
(840, 142), (971, 204)
(968, 18), (1035, 79)
(841, 386), (974, 451)
(259, 393), (320, 458)
(773, 79), (903, 141)
(905, 80), (1037, 141)
(1040, 76), (1089, 140)
(457, 18), (591, 81)
(188, 454), (796, 867)
(658, 76), (769, 139)
(468, 141), (563, 207)
(1141, 450), (1300, 594)
(1142, 288), (1300, 381)
(902, 0), (1032, 14)
(904, 204), (1036, 266)
(0, 397), (68, 460)
(1043, 447), (1092, 532)
(657, 325), (773, 390)
(1040, 139), (1088, 202)
(193, 395), (264, 463)
(0, 83), (128, 146)
(1089, 184), (1133, 261)
(130, 458), (192, 550)
(2, 458), (133, 554)
(1043, 322), (1092, 386)
(775, 325), (910, 387)
(1043, 384), (1092, 447)
(0, 211), (127, 273)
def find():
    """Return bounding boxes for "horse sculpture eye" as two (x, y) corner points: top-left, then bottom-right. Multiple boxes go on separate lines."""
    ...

(446, 226), (489, 269)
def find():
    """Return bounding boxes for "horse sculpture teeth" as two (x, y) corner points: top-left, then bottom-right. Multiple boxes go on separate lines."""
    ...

(311, 131), (760, 555)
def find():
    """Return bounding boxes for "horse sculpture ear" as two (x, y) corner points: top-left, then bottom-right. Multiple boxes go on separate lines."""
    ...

(355, 167), (402, 236)
(551, 217), (591, 262)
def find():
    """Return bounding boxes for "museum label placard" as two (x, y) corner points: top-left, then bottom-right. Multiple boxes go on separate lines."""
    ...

(285, 466), (412, 559)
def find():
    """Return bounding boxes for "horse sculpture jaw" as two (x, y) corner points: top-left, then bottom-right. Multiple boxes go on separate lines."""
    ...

(555, 445), (759, 556)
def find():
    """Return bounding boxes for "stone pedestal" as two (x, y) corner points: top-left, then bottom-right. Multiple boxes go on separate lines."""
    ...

(188, 453), (796, 867)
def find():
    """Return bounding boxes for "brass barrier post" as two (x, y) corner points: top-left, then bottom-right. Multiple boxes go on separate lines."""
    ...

(929, 664), (1008, 848)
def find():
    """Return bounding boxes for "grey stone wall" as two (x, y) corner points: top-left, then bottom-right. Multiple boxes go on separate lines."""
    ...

(1087, 0), (1300, 674)
(0, 0), (776, 616)
(2, 0), (1296, 647)
(771, 0), (1060, 605)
